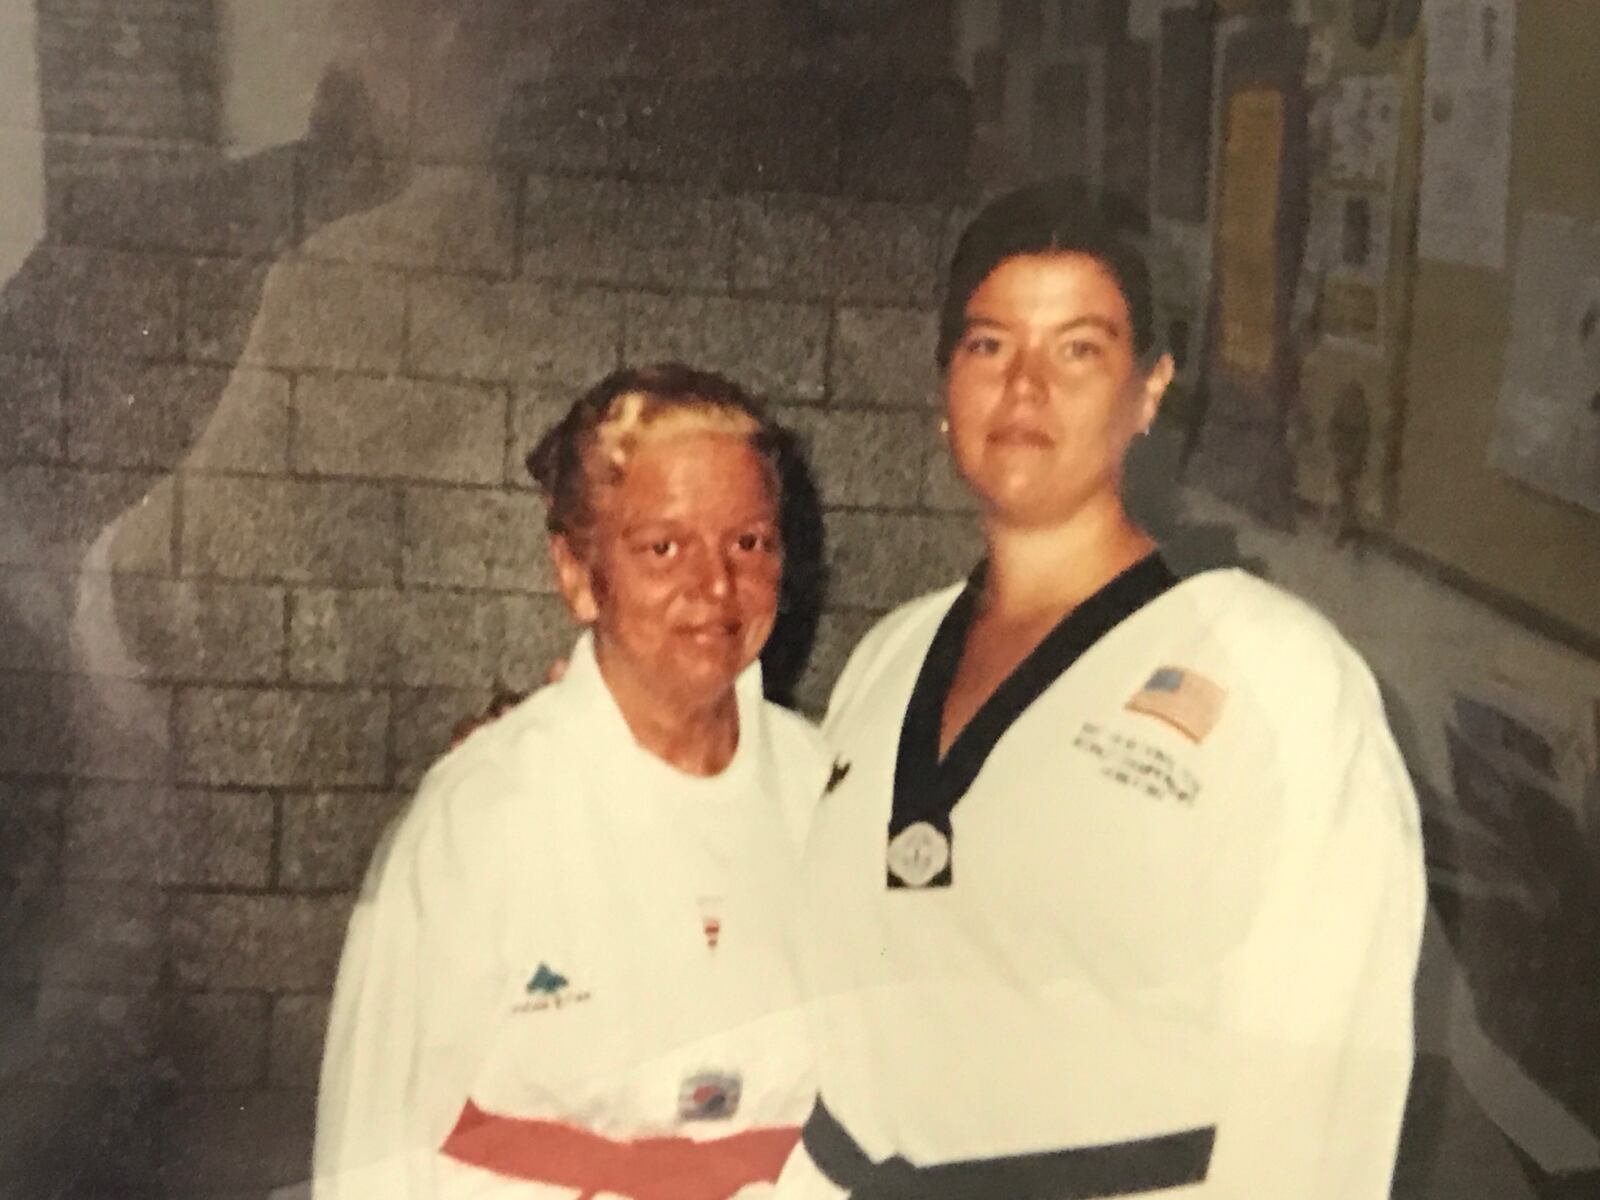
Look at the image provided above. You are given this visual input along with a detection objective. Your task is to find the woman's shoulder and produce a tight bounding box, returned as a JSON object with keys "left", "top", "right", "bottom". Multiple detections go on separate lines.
{"left": 760, "top": 698, "right": 831, "bottom": 764}
{"left": 400, "top": 688, "right": 578, "bottom": 843}
{"left": 823, "top": 581, "right": 968, "bottom": 720}
{"left": 846, "top": 582, "right": 968, "bottom": 669}
{"left": 1169, "top": 567, "right": 1381, "bottom": 718}
{"left": 1174, "top": 567, "right": 1352, "bottom": 654}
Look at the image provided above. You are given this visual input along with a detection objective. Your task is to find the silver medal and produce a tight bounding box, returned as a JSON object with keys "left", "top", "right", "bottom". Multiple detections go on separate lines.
{"left": 886, "top": 821, "right": 950, "bottom": 887}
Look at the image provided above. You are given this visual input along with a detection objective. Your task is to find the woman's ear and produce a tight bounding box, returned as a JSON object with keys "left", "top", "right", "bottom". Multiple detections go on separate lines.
{"left": 1136, "top": 352, "right": 1176, "bottom": 434}
{"left": 549, "top": 534, "right": 599, "bottom": 625}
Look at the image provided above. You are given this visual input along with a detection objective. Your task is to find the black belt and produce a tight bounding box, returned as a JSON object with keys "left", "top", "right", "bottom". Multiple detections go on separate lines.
{"left": 801, "top": 1098, "right": 1215, "bottom": 1199}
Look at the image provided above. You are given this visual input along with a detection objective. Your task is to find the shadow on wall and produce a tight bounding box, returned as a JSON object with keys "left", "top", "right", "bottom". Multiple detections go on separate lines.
{"left": 0, "top": 36, "right": 409, "bottom": 1200}
{"left": 763, "top": 426, "right": 829, "bottom": 710}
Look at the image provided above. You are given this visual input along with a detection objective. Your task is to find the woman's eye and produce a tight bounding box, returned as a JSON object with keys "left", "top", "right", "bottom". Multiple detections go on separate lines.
{"left": 1063, "top": 339, "right": 1102, "bottom": 361}
{"left": 962, "top": 335, "right": 1002, "bottom": 356}
{"left": 646, "top": 539, "right": 676, "bottom": 558}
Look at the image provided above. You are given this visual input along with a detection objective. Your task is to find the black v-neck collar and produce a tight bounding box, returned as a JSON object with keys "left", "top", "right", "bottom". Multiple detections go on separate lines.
{"left": 887, "top": 553, "right": 1179, "bottom": 887}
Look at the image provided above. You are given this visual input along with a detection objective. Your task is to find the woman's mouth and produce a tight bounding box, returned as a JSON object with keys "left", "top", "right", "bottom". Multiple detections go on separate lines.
{"left": 680, "top": 620, "right": 741, "bottom": 645}
{"left": 988, "top": 425, "right": 1054, "bottom": 448}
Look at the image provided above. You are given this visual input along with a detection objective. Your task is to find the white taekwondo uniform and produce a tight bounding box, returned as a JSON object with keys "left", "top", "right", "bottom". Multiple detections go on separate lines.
{"left": 315, "top": 633, "right": 832, "bottom": 1200}
{"left": 775, "top": 557, "right": 1426, "bottom": 1199}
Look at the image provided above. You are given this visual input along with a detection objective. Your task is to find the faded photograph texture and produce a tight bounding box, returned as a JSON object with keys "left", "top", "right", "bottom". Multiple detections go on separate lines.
{"left": 0, "top": 1, "right": 1596, "bottom": 1197}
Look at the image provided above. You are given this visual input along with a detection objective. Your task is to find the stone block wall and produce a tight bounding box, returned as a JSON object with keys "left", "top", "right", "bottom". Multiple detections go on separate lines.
{"left": 0, "top": 2, "right": 974, "bottom": 1195}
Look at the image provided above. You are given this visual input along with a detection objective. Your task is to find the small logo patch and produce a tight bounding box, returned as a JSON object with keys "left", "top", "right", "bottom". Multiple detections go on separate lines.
{"left": 513, "top": 962, "right": 590, "bottom": 1014}
{"left": 697, "top": 895, "right": 723, "bottom": 950}
{"left": 678, "top": 1071, "right": 741, "bottom": 1121}
{"left": 525, "top": 963, "right": 568, "bottom": 994}
{"left": 1126, "top": 667, "right": 1226, "bottom": 743}
{"left": 824, "top": 758, "right": 852, "bottom": 794}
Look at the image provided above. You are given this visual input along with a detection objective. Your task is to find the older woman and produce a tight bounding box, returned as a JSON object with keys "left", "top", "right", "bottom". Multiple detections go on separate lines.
{"left": 314, "top": 364, "right": 830, "bottom": 1200}
{"left": 773, "top": 184, "right": 1426, "bottom": 1198}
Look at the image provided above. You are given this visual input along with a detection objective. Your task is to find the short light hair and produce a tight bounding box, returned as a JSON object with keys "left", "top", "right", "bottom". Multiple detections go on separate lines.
{"left": 525, "top": 363, "right": 782, "bottom": 543}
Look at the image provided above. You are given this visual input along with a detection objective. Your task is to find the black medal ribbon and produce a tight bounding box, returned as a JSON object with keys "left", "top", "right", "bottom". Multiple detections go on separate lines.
{"left": 887, "top": 553, "right": 1179, "bottom": 889}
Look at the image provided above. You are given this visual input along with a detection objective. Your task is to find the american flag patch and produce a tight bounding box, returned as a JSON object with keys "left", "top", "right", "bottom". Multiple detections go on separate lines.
{"left": 1125, "top": 667, "right": 1226, "bottom": 743}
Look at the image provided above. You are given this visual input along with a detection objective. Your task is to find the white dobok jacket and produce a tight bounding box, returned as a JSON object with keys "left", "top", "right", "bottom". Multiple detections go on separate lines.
{"left": 775, "top": 563, "right": 1427, "bottom": 1199}
{"left": 315, "top": 634, "right": 831, "bottom": 1200}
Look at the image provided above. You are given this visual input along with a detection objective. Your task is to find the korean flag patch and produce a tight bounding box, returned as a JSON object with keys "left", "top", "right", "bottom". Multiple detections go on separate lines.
{"left": 678, "top": 1072, "right": 741, "bottom": 1121}
{"left": 1125, "top": 666, "right": 1226, "bottom": 743}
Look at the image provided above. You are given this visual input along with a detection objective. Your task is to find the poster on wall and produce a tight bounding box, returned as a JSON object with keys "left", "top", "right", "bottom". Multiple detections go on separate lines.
{"left": 1215, "top": 87, "right": 1284, "bottom": 379}
{"left": 1327, "top": 74, "right": 1401, "bottom": 187}
{"left": 1305, "top": 73, "right": 1402, "bottom": 349}
{"left": 1418, "top": 0, "right": 1515, "bottom": 269}
{"left": 1301, "top": 182, "right": 1393, "bottom": 346}
{"left": 1489, "top": 213, "right": 1600, "bottom": 517}
{"left": 1291, "top": 342, "right": 1393, "bottom": 526}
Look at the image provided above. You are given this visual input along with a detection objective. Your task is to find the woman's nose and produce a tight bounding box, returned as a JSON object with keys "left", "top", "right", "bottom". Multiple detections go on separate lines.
{"left": 1004, "top": 346, "right": 1047, "bottom": 400}
{"left": 694, "top": 547, "right": 735, "bottom": 599}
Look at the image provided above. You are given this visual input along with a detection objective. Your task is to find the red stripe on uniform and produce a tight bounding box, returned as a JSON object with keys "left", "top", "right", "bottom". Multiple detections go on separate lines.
{"left": 441, "top": 1100, "right": 801, "bottom": 1200}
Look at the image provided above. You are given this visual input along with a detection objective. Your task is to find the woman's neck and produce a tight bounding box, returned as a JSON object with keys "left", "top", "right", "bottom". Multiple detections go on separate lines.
{"left": 978, "top": 499, "right": 1156, "bottom": 622}
{"left": 593, "top": 647, "right": 742, "bottom": 777}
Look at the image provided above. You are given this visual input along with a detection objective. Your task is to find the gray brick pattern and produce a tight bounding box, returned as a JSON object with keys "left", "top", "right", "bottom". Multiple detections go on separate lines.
{"left": 299, "top": 165, "right": 517, "bottom": 276}
{"left": 407, "top": 276, "right": 622, "bottom": 385}
{"left": 71, "top": 576, "right": 285, "bottom": 682}
{"left": 291, "top": 374, "right": 508, "bottom": 486}
{"left": 159, "top": 1091, "right": 318, "bottom": 1194}
{"left": 523, "top": 177, "right": 739, "bottom": 291}
{"left": 0, "top": 467, "right": 174, "bottom": 572}
{"left": 235, "top": 262, "right": 408, "bottom": 373}
{"left": 3, "top": 987, "right": 162, "bottom": 1088}
{"left": 0, "top": 569, "right": 72, "bottom": 671}
{"left": 279, "top": 792, "right": 406, "bottom": 892}
{"left": 733, "top": 194, "right": 945, "bottom": 305}
{"left": 63, "top": 784, "right": 274, "bottom": 888}
{"left": 287, "top": 587, "right": 504, "bottom": 688}
{"left": 68, "top": 363, "right": 290, "bottom": 472}
{"left": 0, "top": 355, "right": 64, "bottom": 462}
{"left": 57, "top": 151, "right": 297, "bottom": 260}
{"left": 170, "top": 893, "right": 351, "bottom": 992}
{"left": 269, "top": 995, "right": 332, "bottom": 1089}
{"left": 779, "top": 406, "right": 929, "bottom": 509}
{"left": 37, "top": 882, "right": 169, "bottom": 991}
{"left": 159, "top": 992, "right": 271, "bottom": 1091}
{"left": 179, "top": 475, "right": 400, "bottom": 586}
{"left": 0, "top": 247, "right": 183, "bottom": 359}
{"left": 175, "top": 688, "right": 388, "bottom": 788}
{"left": 624, "top": 293, "right": 830, "bottom": 403}
{"left": 832, "top": 307, "right": 943, "bottom": 408}
{"left": 402, "top": 486, "right": 553, "bottom": 591}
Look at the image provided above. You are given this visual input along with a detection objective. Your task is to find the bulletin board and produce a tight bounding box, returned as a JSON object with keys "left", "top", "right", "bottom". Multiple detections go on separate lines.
{"left": 1392, "top": 4, "right": 1600, "bottom": 645}
{"left": 1185, "top": 15, "right": 1311, "bottom": 521}
{"left": 1286, "top": 0, "right": 1427, "bottom": 536}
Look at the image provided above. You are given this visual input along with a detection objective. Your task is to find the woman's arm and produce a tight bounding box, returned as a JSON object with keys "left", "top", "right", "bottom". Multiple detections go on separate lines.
{"left": 312, "top": 762, "right": 518, "bottom": 1200}
{"left": 1208, "top": 660, "right": 1426, "bottom": 1198}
